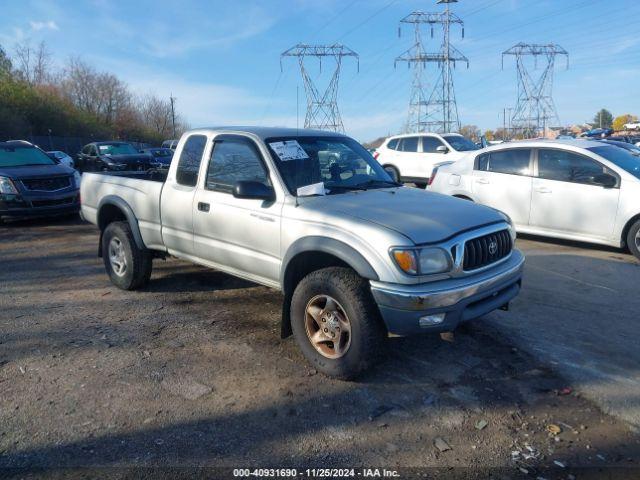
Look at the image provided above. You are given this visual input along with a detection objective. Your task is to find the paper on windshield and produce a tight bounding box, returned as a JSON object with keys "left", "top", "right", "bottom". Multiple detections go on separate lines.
{"left": 268, "top": 140, "right": 309, "bottom": 161}
{"left": 296, "top": 182, "right": 327, "bottom": 197}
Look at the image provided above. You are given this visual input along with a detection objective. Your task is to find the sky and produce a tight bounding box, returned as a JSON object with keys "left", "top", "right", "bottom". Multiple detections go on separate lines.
{"left": 1, "top": 0, "right": 640, "bottom": 142}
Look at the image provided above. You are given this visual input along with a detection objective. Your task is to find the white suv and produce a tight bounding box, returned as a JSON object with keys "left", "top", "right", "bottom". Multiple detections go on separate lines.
{"left": 374, "top": 133, "right": 480, "bottom": 187}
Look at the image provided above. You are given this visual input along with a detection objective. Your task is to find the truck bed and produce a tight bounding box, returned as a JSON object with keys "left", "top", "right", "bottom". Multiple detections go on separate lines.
{"left": 80, "top": 171, "right": 167, "bottom": 251}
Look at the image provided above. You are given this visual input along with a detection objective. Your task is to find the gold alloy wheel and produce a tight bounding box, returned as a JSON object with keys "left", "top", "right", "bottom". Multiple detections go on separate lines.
{"left": 304, "top": 295, "right": 352, "bottom": 359}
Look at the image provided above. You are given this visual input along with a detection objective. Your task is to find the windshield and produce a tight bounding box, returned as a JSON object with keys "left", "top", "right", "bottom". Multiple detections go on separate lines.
{"left": 442, "top": 134, "right": 480, "bottom": 152}
{"left": 152, "top": 149, "right": 173, "bottom": 157}
{"left": 265, "top": 136, "right": 397, "bottom": 196}
{"left": 0, "top": 145, "right": 56, "bottom": 167}
{"left": 588, "top": 146, "right": 640, "bottom": 180}
{"left": 98, "top": 143, "right": 139, "bottom": 155}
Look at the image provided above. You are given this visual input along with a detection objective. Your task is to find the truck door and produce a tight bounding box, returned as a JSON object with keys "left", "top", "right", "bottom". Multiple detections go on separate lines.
{"left": 160, "top": 134, "right": 208, "bottom": 257}
{"left": 193, "top": 134, "right": 282, "bottom": 286}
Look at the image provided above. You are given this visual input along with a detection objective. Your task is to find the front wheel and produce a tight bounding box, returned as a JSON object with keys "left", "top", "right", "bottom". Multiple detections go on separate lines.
{"left": 102, "top": 221, "right": 152, "bottom": 290}
{"left": 627, "top": 219, "right": 640, "bottom": 260}
{"left": 383, "top": 165, "right": 400, "bottom": 183}
{"left": 290, "top": 267, "right": 386, "bottom": 380}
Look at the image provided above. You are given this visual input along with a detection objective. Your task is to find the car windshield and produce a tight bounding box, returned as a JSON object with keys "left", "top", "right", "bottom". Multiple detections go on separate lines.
{"left": 265, "top": 136, "right": 398, "bottom": 196}
{"left": 152, "top": 149, "right": 172, "bottom": 157}
{"left": 588, "top": 145, "right": 640, "bottom": 180}
{"left": 442, "top": 134, "right": 480, "bottom": 151}
{"left": 98, "top": 143, "right": 138, "bottom": 155}
{"left": 0, "top": 145, "right": 56, "bottom": 167}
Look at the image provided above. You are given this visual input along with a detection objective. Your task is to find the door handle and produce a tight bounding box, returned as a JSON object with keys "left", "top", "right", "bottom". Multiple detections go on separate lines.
{"left": 535, "top": 187, "right": 552, "bottom": 194}
{"left": 476, "top": 178, "right": 490, "bottom": 184}
{"left": 197, "top": 202, "right": 210, "bottom": 212}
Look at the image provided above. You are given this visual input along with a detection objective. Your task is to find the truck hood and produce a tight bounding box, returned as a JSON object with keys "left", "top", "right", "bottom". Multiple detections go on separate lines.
{"left": 299, "top": 187, "right": 505, "bottom": 245}
{"left": 0, "top": 163, "right": 74, "bottom": 179}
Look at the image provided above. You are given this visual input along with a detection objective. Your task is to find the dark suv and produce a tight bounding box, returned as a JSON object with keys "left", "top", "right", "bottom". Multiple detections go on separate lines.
{"left": 0, "top": 141, "right": 80, "bottom": 222}
{"left": 76, "top": 142, "right": 152, "bottom": 173}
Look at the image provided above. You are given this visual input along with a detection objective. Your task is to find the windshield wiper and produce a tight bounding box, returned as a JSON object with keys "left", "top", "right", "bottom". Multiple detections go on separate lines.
{"left": 351, "top": 179, "right": 402, "bottom": 189}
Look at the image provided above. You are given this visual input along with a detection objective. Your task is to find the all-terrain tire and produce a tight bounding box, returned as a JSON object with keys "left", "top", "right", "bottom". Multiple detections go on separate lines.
{"left": 627, "top": 219, "right": 640, "bottom": 261}
{"left": 290, "top": 267, "right": 387, "bottom": 380}
{"left": 102, "top": 221, "right": 152, "bottom": 290}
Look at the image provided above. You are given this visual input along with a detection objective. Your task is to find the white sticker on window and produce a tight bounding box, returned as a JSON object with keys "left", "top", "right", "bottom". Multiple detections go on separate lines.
{"left": 296, "top": 182, "right": 327, "bottom": 197}
{"left": 268, "top": 140, "right": 309, "bottom": 161}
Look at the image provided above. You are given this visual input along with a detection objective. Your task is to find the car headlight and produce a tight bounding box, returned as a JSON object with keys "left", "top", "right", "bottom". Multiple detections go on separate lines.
{"left": 0, "top": 176, "right": 18, "bottom": 195}
{"left": 73, "top": 171, "right": 81, "bottom": 188}
{"left": 391, "top": 247, "right": 452, "bottom": 275}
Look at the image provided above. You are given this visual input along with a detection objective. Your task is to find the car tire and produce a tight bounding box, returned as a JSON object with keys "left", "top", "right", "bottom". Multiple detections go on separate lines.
{"left": 627, "top": 219, "right": 640, "bottom": 260}
{"left": 383, "top": 165, "right": 400, "bottom": 183}
{"left": 102, "top": 221, "right": 152, "bottom": 290}
{"left": 414, "top": 182, "right": 427, "bottom": 189}
{"left": 290, "top": 267, "right": 386, "bottom": 380}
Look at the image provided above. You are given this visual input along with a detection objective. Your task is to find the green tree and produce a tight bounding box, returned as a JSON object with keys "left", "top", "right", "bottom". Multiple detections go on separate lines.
{"left": 612, "top": 114, "right": 638, "bottom": 131}
{"left": 592, "top": 109, "right": 613, "bottom": 129}
{"left": 484, "top": 129, "right": 495, "bottom": 141}
{"left": 0, "top": 44, "right": 12, "bottom": 76}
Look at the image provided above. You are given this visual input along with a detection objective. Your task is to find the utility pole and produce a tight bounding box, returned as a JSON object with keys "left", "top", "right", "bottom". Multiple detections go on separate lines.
{"left": 169, "top": 94, "right": 177, "bottom": 138}
{"left": 502, "top": 43, "right": 568, "bottom": 139}
{"left": 281, "top": 44, "right": 358, "bottom": 133}
{"left": 502, "top": 108, "right": 507, "bottom": 140}
{"left": 395, "top": 1, "right": 468, "bottom": 133}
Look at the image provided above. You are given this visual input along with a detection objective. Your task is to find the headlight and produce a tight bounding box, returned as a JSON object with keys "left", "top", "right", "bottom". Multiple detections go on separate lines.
{"left": 392, "top": 247, "right": 452, "bottom": 275}
{"left": 73, "top": 171, "right": 81, "bottom": 188}
{"left": 418, "top": 248, "right": 451, "bottom": 274}
{"left": 0, "top": 176, "right": 18, "bottom": 195}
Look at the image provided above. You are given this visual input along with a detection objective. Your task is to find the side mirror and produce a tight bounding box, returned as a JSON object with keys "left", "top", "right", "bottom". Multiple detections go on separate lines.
{"left": 233, "top": 181, "right": 275, "bottom": 201}
{"left": 436, "top": 145, "right": 449, "bottom": 154}
{"left": 593, "top": 173, "right": 617, "bottom": 188}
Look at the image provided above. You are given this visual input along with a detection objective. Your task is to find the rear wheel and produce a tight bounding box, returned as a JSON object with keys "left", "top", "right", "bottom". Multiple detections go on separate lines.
{"left": 102, "top": 221, "right": 152, "bottom": 290}
{"left": 627, "top": 219, "right": 640, "bottom": 260}
{"left": 414, "top": 182, "right": 427, "bottom": 189}
{"left": 290, "top": 267, "right": 386, "bottom": 380}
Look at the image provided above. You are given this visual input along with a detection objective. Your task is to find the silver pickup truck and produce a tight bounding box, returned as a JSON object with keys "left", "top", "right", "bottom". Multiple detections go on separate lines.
{"left": 81, "top": 127, "right": 524, "bottom": 379}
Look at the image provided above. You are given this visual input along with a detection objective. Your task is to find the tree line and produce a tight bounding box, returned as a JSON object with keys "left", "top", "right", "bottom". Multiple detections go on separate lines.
{"left": 0, "top": 41, "right": 188, "bottom": 145}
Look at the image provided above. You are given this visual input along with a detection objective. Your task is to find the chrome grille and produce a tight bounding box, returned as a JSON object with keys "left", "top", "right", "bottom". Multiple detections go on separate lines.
{"left": 463, "top": 229, "right": 512, "bottom": 271}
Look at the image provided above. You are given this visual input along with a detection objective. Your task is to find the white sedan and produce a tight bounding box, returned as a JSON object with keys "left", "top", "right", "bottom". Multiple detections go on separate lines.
{"left": 428, "top": 139, "right": 640, "bottom": 259}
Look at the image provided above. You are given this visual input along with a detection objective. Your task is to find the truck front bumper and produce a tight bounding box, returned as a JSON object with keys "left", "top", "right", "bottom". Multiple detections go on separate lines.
{"left": 370, "top": 250, "right": 525, "bottom": 336}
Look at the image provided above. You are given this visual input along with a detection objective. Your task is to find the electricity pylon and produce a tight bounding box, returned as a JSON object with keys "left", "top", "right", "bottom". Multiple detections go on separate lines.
{"left": 502, "top": 43, "right": 569, "bottom": 138}
{"left": 281, "top": 44, "right": 358, "bottom": 133}
{"left": 395, "top": 0, "right": 468, "bottom": 133}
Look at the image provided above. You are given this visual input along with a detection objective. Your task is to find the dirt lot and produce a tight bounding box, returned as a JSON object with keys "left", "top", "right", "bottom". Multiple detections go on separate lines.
{"left": 1, "top": 217, "right": 639, "bottom": 478}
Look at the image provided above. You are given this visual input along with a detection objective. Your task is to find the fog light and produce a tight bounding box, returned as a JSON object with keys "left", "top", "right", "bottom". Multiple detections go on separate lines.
{"left": 419, "top": 313, "right": 446, "bottom": 327}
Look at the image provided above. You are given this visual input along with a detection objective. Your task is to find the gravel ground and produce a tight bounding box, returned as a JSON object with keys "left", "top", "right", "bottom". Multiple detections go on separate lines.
{"left": 1, "top": 216, "right": 639, "bottom": 479}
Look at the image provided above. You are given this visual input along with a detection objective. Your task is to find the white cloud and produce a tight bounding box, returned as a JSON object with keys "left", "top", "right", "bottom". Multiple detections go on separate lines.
{"left": 29, "top": 20, "right": 59, "bottom": 31}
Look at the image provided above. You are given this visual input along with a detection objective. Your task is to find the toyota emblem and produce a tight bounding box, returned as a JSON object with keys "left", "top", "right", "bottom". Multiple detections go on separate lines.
{"left": 488, "top": 240, "right": 498, "bottom": 255}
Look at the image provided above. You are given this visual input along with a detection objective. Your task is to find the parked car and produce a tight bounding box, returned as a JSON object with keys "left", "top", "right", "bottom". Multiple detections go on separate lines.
{"left": 76, "top": 142, "right": 153, "bottom": 173}
{"left": 161, "top": 139, "right": 179, "bottom": 151}
{"left": 428, "top": 139, "right": 640, "bottom": 259}
{"left": 599, "top": 139, "right": 640, "bottom": 154}
{"left": 373, "top": 133, "right": 480, "bottom": 187}
{"left": 0, "top": 141, "right": 80, "bottom": 223}
{"left": 623, "top": 122, "right": 640, "bottom": 131}
{"left": 47, "top": 150, "right": 75, "bottom": 169}
{"left": 81, "top": 127, "right": 524, "bottom": 379}
{"left": 140, "top": 147, "right": 174, "bottom": 168}
{"left": 580, "top": 128, "right": 613, "bottom": 138}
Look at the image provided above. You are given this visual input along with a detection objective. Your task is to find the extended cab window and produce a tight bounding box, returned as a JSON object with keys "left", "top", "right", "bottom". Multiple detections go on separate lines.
{"left": 537, "top": 149, "right": 606, "bottom": 185}
{"left": 176, "top": 135, "right": 207, "bottom": 187}
{"left": 422, "top": 136, "right": 445, "bottom": 153}
{"left": 399, "top": 137, "right": 419, "bottom": 152}
{"left": 476, "top": 149, "right": 531, "bottom": 175}
{"left": 206, "top": 136, "right": 269, "bottom": 192}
